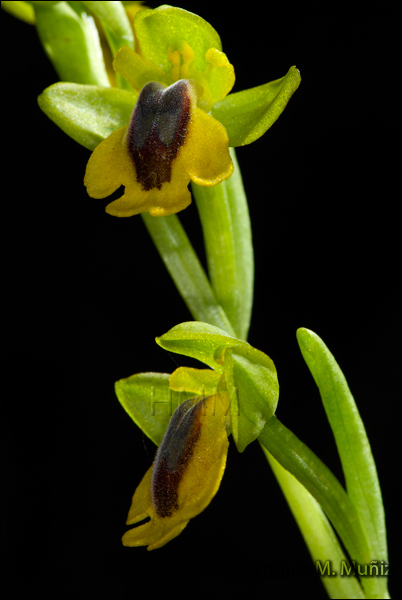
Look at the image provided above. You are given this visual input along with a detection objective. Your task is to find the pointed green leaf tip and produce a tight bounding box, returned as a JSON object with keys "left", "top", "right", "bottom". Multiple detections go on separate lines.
{"left": 1, "top": 1, "right": 35, "bottom": 24}
{"left": 212, "top": 66, "right": 301, "bottom": 146}
{"left": 296, "top": 327, "right": 389, "bottom": 588}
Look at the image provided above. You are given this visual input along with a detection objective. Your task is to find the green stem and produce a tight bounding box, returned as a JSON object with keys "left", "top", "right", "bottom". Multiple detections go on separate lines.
{"left": 259, "top": 416, "right": 368, "bottom": 562}
{"left": 142, "top": 213, "right": 236, "bottom": 337}
{"left": 263, "top": 448, "right": 365, "bottom": 600}
{"left": 259, "top": 417, "right": 387, "bottom": 599}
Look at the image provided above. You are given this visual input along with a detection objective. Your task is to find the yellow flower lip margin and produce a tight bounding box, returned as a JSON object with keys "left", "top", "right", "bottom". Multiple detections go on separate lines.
{"left": 84, "top": 74, "right": 234, "bottom": 217}
{"left": 122, "top": 392, "right": 230, "bottom": 550}
{"left": 84, "top": 5, "right": 236, "bottom": 219}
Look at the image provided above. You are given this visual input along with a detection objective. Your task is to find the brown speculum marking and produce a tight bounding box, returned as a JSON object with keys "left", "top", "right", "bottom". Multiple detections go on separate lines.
{"left": 151, "top": 398, "right": 203, "bottom": 518}
{"left": 126, "top": 80, "right": 191, "bottom": 191}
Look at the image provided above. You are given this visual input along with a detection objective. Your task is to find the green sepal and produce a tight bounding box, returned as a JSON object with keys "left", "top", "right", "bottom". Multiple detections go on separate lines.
{"left": 38, "top": 82, "right": 137, "bottom": 151}
{"left": 224, "top": 345, "right": 278, "bottom": 452}
{"left": 156, "top": 321, "right": 279, "bottom": 452}
{"left": 169, "top": 367, "right": 222, "bottom": 396}
{"left": 34, "top": 1, "right": 110, "bottom": 86}
{"left": 1, "top": 0, "right": 35, "bottom": 23}
{"left": 115, "top": 372, "right": 193, "bottom": 446}
{"left": 212, "top": 66, "right": 301, "bottom": 147}
{"left": 134, "top": 5, "right": 222, "bottom": 74}
{"left": 155, "top": 321, "right": 245, "bottom": 373}
{"left": 297, "top": 329, "right": 388, "bottom": 577}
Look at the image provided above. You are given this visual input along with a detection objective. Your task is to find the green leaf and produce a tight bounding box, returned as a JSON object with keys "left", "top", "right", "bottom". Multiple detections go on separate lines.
{"left": 134, "top": 5, "right": 222, "bottom": 74}
{"left": 191, "top": 147, "right": 254, "bottom": 341}
{"left": 38, "top": 82, "right": 137, "bottom": 150}
{"left": 169, "top": 367, "right": 222, "bottom": 396}
{"left": 1, "top": 0, "right": 35, "bottom": 23}
{"left": 155, "top": 321, "right": 245, "bottom": 373}
{"left": 142, "top": 216, "right": 236, "bottom": 337}
{"left": 34, "top": 1, "right": 110, "bottom": 86}
{"left": 212, "top": 66, "right": 301, "bottom": 147}
{"left": 259, "top": 417, "right": 372, "bottom": 570}
{"left": 81, "top": 1, "right": 134, "bottom": 51}
{"left": 297, "top": 329, "right": 388, "bottom": 586}
{"left": 263, "top": 448, "right": 365, "bottom": 600}
{"left": 81, "top": 0, "right": 134, "bottom": 90}
{"left": 224, "top": 345, "right": 278, "bottom": 452}
{"left": 115, "top": 372, "right": 193, "bottom": 446}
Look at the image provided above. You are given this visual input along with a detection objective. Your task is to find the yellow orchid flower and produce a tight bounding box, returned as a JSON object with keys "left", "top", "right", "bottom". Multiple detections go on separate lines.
{"left": 84, "top": 4, "right": 236, "bottom": 219}
{"left": 84, "top": 72, "right": 233, "bottom": 217}
{"left": 122, "top": 392, "right": 230, "bottom": 550}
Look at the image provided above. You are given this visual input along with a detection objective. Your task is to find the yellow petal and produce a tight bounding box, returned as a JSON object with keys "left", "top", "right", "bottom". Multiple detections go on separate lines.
{"left": 113, "top": 45, "right": 168, "bottom": 93}
{"left": 181, "top": 106, "right": 233, "bottom": 186}
{"left": 204, "top": 48, "right": 235, "bottom": 104}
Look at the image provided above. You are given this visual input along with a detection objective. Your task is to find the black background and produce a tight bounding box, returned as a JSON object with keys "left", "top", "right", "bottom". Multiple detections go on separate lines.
{"left": 1, "top": 2, "right": 401, "bottom": 599}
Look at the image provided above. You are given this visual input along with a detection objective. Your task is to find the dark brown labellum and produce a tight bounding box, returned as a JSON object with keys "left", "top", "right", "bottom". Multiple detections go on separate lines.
{"left": 126, "top": 80, "right": 191, "bottom": 191}
{"left": 151, "top": 398, "right": 204, "bottom": 518}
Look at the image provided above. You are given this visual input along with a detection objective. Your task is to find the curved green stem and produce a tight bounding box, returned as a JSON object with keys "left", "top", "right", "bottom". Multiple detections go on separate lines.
{"left": 259, "top": 417, "right": 388, "bottom": 599}
{"left": 263, "top": 448, "right": 365, "bottom": 599}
